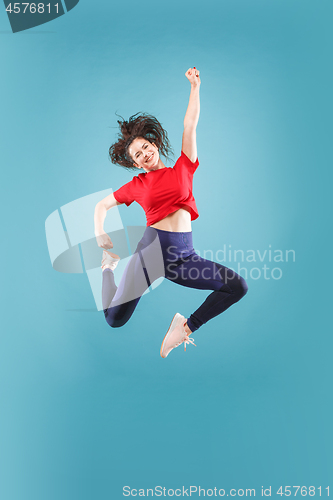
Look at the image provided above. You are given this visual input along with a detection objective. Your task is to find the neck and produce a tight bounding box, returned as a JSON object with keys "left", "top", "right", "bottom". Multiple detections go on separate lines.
{"left": 143, "top": 158, "right": 166, "bottom": 173}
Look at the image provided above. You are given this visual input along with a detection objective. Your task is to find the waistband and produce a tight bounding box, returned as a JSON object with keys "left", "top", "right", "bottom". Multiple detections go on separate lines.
{"left": 143, "top": 226, "right": 194, "bottom": 253}
{"left": 150, "top": 227, "right": 192, "bottom": 235}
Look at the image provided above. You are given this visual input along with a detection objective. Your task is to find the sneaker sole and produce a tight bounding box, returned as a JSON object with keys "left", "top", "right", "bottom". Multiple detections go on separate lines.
{"left": 102, "top": 250, "right": 120, "bottom": 271}
{"left": 103, "top": 250, "right": 120, "bottom": 261}
{"left": 160, "top": 313, "right": 183, "bottom": 358}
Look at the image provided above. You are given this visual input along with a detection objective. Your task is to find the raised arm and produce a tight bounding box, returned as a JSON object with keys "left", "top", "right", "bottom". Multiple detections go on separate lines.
{"left": 182, "top": 67, "right": 201, "bottom": 163}
{"left": 94, "top": 193, "right": 122, "bottom": 249}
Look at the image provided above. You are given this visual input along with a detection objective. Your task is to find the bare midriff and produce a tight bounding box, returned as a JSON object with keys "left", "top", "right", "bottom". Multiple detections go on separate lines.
{"left": 149, "top": 207, "right": 192, "bottom": 232}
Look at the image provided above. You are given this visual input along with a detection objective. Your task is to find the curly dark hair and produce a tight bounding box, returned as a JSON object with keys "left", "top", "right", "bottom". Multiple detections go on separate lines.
{"left": 109, "top": 113, "right": 173, "bottom": 171}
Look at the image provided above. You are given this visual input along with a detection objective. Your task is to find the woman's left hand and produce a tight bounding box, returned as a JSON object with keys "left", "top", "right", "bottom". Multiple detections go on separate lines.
{"left": 185, "top": 67, "right": 201, "bottom": 86}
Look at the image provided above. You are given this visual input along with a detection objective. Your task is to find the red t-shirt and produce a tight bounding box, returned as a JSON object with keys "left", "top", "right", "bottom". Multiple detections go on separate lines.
{"left": 113, "top": 151, "right": 199, "bottom": 226}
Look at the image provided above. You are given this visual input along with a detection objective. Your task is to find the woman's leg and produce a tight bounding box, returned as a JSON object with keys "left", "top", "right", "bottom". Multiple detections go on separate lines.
{"left": 102, "top": 250, "right": 150, "bottom": 328}
{"left": 102, "top": 227, "right": 165, "bottom": 328}
{"left": 165, "top": 254, "right": 248, "bottom": 333}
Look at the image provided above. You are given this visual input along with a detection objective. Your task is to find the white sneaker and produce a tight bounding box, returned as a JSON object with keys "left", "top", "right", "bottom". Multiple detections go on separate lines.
{"left": 160, "top": 313, "right": 196, "bottom": 358}
{"left": 101, "top": 250, "right": 120, "bottom": 271}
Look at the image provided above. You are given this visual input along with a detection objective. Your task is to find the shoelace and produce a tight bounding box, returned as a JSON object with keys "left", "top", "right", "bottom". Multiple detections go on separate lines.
{"left": 174, "top": 335, "right": 196, "bottom": 352}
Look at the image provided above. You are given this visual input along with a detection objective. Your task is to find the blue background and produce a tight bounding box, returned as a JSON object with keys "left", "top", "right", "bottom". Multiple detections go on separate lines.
{"left": 0, "top": 0, "right": 332, "bottom": 498}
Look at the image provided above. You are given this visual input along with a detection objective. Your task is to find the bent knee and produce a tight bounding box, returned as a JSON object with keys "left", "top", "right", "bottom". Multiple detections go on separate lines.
{"left": 104, "top": 309, "right": 127, "bottom": 328}
{"left": 240, "top": 277, "right": 248, "bottom": 296}
{"left": 235, "top": 276, "right": 248, "bottom": 300}
{"left": 226, "top": 275, "right": 248, "bottom": 301}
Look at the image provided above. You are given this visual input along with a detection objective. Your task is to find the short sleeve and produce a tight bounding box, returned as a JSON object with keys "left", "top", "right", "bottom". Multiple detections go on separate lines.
{"left": 113, "top": 179, "right": 135, "bottom": 206}
{"left": 174, "top": 151, "right": 199, "bottom": 173}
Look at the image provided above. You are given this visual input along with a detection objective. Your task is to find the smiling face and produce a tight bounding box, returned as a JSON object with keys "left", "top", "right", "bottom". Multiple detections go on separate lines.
{"left": 128, "top": 137, "right": 160, "bottom": 172}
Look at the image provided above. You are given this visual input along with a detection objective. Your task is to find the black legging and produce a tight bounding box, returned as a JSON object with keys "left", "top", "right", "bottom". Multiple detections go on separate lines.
{"left": 102, "top": 227, "right": 248, "bottom": 332}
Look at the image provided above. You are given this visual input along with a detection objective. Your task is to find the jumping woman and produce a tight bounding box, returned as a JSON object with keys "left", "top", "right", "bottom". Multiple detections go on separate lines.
{"left": 94, "top": 67, "right": 248, "bottom": 358}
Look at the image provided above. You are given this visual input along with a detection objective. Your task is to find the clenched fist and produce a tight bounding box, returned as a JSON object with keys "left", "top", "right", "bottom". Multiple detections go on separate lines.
{"left": 185, "top": 67, "right": 201, "bottom": 87}
{"left": 95, "top": 231, "right": 113, "bottom": 249}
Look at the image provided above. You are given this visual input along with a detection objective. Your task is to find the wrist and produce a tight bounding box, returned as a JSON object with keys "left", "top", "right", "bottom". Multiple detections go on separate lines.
{"left": 190, "top": 82, "right": 200, "bottom": 90}
{"left": 95, "top": 229, "right": 105, "bottom": 237}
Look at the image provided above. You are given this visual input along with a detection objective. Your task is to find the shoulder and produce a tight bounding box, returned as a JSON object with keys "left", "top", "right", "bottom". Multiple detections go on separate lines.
{"left": 113, "top": 173, "right": 142, "bottom": 206}
{"left": 114, "top": 173, "right": 141, "bottom": 195}
{"left": 173, "top": 150, "right": 199, "bottom": 172}
{"left": 180, "top": 150, "right": 199, "bottom": 165}
{"left": 123, "top": 173, "right": 142, "bottom": 187}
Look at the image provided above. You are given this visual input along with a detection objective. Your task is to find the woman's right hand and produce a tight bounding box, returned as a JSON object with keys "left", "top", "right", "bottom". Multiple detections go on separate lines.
{"left": 95, "top": 231, "right": 113, "bottom": 249}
